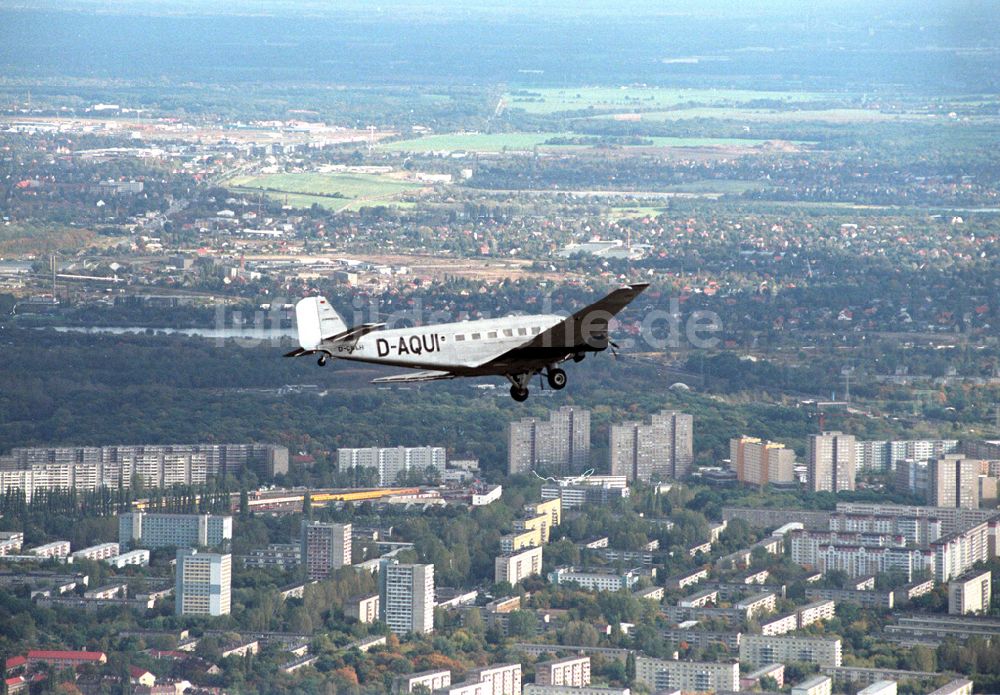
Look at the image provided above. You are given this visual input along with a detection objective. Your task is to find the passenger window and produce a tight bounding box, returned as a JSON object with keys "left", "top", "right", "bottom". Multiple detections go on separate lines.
{"left": 455, "top": 335, "right": 464, "bottom": 342}
{"left": 531, "top": 327, "right": 541, "bottom": 335}
{"left": 488, "top": 331, "right": 498, "bottom": 339}
{"left": 503, "top": 329, "right": 513, "bottom": 337}
{"left": 471, "top": 333, "right": 481, "bottom": 340}
{"left": 517, "top": 328, "right": 527, "bottom": 336}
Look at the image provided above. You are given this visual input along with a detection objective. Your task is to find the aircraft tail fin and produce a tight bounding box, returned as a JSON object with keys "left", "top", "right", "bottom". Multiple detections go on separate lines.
{"left": 295, "top": 296, "right": 348, "bottom": 351}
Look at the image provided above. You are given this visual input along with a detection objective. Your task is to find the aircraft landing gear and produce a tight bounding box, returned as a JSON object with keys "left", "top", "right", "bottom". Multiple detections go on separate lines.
{"left": 547, "top": 368, "right": 567, "bottom": 390}
{"left": 317, "top": 355, "right": 328, "bottom": 366}
{"left": 506, "top": 373, "right": 532, "bottom": 402}
{"left": 510, "top": 385, "right": 529, "bottom": 402}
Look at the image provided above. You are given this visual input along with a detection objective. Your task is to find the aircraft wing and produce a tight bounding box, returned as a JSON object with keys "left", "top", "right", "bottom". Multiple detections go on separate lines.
{"left": 523, "top": 282, "right": 650, "bottom": 351}
{"left": 371, "top": 370, "right": 456, "bottom": 384}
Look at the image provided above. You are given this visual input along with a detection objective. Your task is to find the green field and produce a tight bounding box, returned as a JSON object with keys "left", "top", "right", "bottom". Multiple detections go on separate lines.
{"left": 225, "top": 172, "right": 423, "bottom": 211}
{"left": 506, "top": 86, "right": 834, "bottom": 115}
{"left": 381, "top": 131, "right": 773, "bottom": 154}
{"left": 588, "top": 107, "right": 929, "bottom": 124}
{"left": 379, "top": 132, "right": 579, "bottom": 153}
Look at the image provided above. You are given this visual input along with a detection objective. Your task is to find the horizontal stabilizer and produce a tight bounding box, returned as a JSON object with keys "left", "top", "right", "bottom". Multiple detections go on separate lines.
{"left": 329, "top": 322, "right": 385, "bottom": 343}
{"left": 283, "top": 347, "right": 312, "bottom": 358}
{"left": 371, "top": 370, "right": 455, "bottom": 384}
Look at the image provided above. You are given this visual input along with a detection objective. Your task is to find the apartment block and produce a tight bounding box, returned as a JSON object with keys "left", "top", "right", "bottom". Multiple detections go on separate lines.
{"left": 175, "top": 549, "right": 231, "bottom": 616}
{"left": 535, "top": 656, "right": 590, "bottom": 687}
{"left": 346, "top": 593, "right": 380, "bottom": 623}
{"left": 547, "top": 566, "right": 640, "bottom": 592}
{"left": 499, "top": 529, "right": 542, "bottom": 553}
{"left": 760, "top": 613, "right": 798, "bottom": 636}
{"left": 807, "top": 432, "right": 856, "bottom": 492}
{"left": 338, "top": 446, "right": 445, "bottom": 486}
{"left": 610, "top": 410, "right": 693, "bottom": 482}
{"left": 796, "top": 599, "right": 836, "bottom": 627}
{"left": 119, "top": 511, "right": 233, "bottom": 549}
{"left": 495, "top": 545, "right": 543, "bottom": 586}
{"left": 466, "top": 663, "right": 521, "bottom": 695}
{"left": 948, "top": 569, "right": 992, "bottom": 615}
{"left": 540, "top": 475, "right": 629, "bottom": 509}
{"left": 930, "top": 455, "right": 982, "bottom": 508}
{"left": 634, "top": 657, "right": 738, "bottom": 692}
{"left": 740, "top": 634, "right": 842, "bottom": 668}
{"left": 71, "top": 543, "right": 119, "bottom": 562}
{"left": 395, "top": 669, "right": 451, "bottom": 694}
{"left": 28, "top": 540, "right": 70, "bottom": 558}
{"left": 0, "top": 531, "right": 23, "bottom": 556}
{"left": 0, "top": 444, "right": 287, "bottom": 500}
{"left": 932, "top": 516, "right": 1000, "bottom": 582}
{"left": 379, "top": 559, "right": 434, "bottom": 635}
{"left": 301, "top": 521, "right": 352, "bottom": 580}
{"left": 106, "top": 549, "right": 150, "bottom": 568}
{"left": 523, "top": 687, "right": 627, "bottom": 695}
{"left": 792, "top": 675, "right": 832, "bottom": 695}
{"left": 509, "top": 407, "right": 590, "bottom": 476}
{"left": 730, "top": 436, "right": 795, "bottom": 486}
{"left": 927, "top": 680, "right": 974, "bottom": 695}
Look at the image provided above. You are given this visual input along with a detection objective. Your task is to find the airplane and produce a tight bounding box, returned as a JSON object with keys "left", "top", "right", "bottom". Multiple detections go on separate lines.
{"left": 284, "top": 282, "right": 649, "bottom": 401}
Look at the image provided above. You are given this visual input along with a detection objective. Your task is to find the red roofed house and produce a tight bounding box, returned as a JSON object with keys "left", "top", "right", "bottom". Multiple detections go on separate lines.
{"left": 5, "top": 676, "right": 28, "bottom": 695}
{"left": 5, "top": 655, "right": 27, "bottom": 673}
{"left": 26, "top": 650, "right": 107, "bottom": 669}
{"left": 130, "top": 666, "right": 156, "bottom": 688}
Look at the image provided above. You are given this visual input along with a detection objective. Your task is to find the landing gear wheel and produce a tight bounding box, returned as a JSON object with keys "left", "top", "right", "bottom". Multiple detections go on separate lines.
{"left": 510, "top": 385, "right": 529, "bottom": 402}
{"left": 547, "top": 368, "right": 567, "bottom": 390}
{"left": 317, "top": 355, "right": 328, "bottom": 366}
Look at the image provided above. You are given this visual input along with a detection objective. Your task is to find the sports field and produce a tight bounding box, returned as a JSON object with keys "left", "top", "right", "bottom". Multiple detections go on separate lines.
{"left": 505, "top": 86, "right": 833, "bottom": 115}
{"left": 225, "top": 172, "right": 423, "bottom": 211}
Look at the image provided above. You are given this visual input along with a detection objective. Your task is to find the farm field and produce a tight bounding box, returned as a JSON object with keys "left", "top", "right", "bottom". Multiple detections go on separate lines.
{"left": 225, "top": 172, "right": 424, "bottom": 211}
{"left": 505, "top": 86, "right": 835, "bottom": 114}
{"left": 587, "top": 106, "right": 935, "bottom": 124}
{"left": 381, "top": 131, "right": 776, "bottom": 153}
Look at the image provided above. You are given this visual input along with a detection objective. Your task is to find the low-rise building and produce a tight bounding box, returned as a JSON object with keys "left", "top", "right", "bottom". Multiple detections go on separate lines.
{"left": 0, "top": 531, "right": 24, "bottom": 556}
{"left": 760, "top": 613, "right": 798, "bottom": 636}
{"left": 792, "top": 675, "right": 832, "bottom": 695}
{"left": 796, "top": 599, "right": 836, "bottom": 627}
{"left": 28, "top": 541, "right": 71, "bottom": 558}
{"left": 741, "top": 663, "right": 784, "bottom": 689}
{"left": 735, "top": 591, "right": 776, "bottom": 620}
{"left": 71, "top": 542, "right": 119, "bottom": 562}
{"left": 927, "top": 680, "right": 974, "bottom": 695}
{"left": 547, "top": 567, "right": 640, "bottom": 592}
{"left": 857, "top": 681, "right": 896, "bottom": 695}
{"left": 679, "top": 589, "right": 719, "bottom": 608}
{"left": 106, "top": 549, "right": 150, "bottom": 568}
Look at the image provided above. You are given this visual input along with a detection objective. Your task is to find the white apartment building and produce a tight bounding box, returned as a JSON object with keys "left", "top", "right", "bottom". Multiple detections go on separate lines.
{"left": 175, "top": 549, "right": 231, "bottom": 616}
{"left": 71, "top": 542, "right": 120, "bottom": 561}
{"left": 0, "top": 444, "right": 287, "bottom": 500}
{"left": 379, "top": 559, "right": 434, "bottom": 635}
{"left": 106, "top": 549, "right": 150, "bottom": 568}
{"left": 466, "top": 663, "right": 521, "bottom": 695}
{"left": 119, "top": 512, "right": 233, "bottom": 549}
{"left": 28, "top": 540, "right": 70, "bottom": 558}
{"left": 547, "top": 566, "right": 640, "bottom": 592}
{"left": 338, "top": 446, "right": 445, "bottom": 486}
{"left": 0, "top": 531, "right": 23, "bottom": 556}
{"left": 634, "top": 657, "right": 738, "bottom": 692}
{"left": 948, "top": 569, "right": 992, "bottom": 615}
{"left": 495, "top": 545, "right": 543, "bottom": 586}
{"left": 740, "top": 634, "right": 842, "bottom": 667}
{"left": 535, "top": 656, "right": 590, "bottom": 687}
